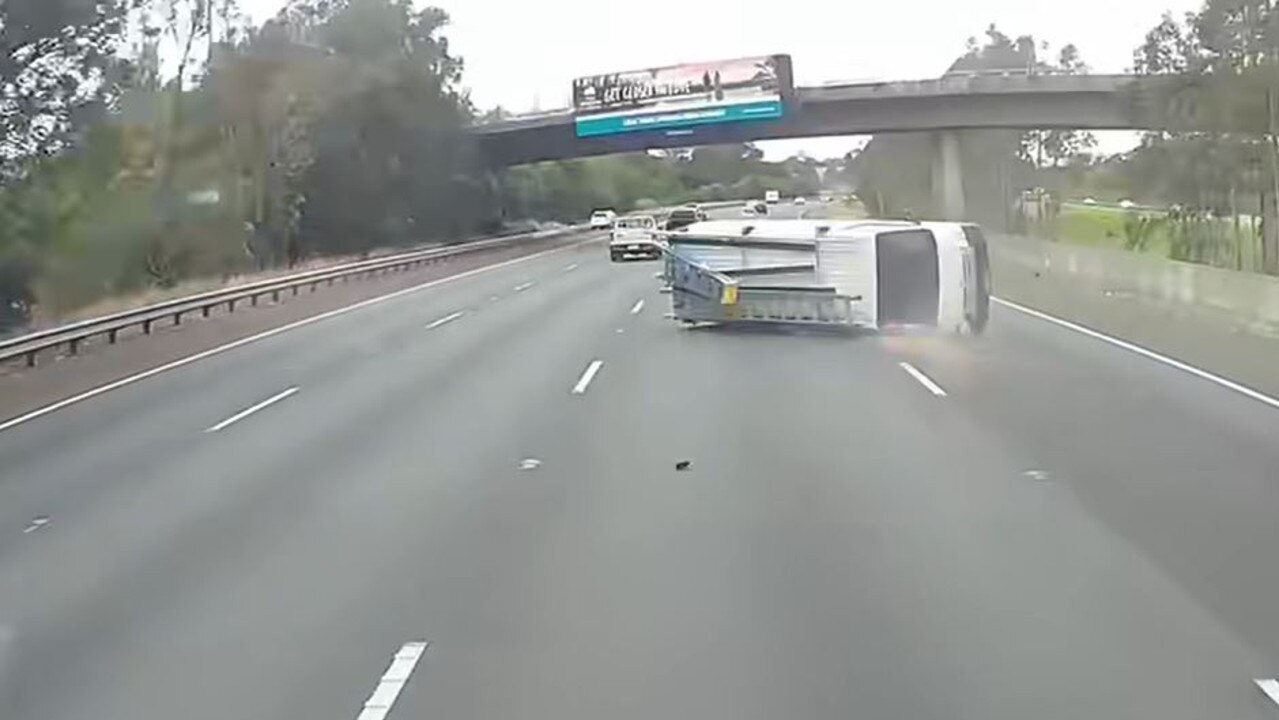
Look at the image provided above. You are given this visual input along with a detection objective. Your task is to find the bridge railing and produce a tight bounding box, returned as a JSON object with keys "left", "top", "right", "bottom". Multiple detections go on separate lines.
{"left": 474, "top": 108, "right": 573, "bottom": 125}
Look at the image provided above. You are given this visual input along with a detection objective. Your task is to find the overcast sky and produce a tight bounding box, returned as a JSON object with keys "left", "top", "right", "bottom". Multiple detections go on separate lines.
{"left": 239, "top": 0, "right": 1201, "bottom": 158}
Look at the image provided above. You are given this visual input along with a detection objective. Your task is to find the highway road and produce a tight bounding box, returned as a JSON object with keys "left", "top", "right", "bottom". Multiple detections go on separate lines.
{"left": 4, "top": 206, "right": 1279, "bottom": 719}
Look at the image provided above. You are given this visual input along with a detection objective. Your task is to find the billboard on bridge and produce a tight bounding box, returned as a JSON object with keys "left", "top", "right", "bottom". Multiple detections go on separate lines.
{"left": 571, "top": 55, "right": 793, "bottom": 138}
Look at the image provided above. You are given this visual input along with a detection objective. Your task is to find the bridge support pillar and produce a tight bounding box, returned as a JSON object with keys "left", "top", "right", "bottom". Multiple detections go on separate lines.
{"left": 931, "top": 131, "right": 966, "bottom": 221}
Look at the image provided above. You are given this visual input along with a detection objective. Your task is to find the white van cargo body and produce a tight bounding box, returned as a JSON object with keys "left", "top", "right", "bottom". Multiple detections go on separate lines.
{"left": 661, "top": 219, "right": 989, "bottom": 334}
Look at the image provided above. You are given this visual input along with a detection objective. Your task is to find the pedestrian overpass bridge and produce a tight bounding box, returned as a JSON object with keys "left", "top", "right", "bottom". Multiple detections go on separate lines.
{"left": 472, "top": 73, "right": 1158, "bottom": 220}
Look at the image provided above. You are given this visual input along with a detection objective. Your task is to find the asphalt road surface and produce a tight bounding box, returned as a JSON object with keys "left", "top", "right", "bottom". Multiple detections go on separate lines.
{"left": 3, "top": 212, "right": 1279, "bottom": 719}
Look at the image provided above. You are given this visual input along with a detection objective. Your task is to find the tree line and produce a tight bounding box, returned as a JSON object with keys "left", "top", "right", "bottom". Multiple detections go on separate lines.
{"left": 1120, "top": 0, "right": 1279, "bottom": 271}
{"left": 1037, "top": 1, "right": 1279, "bottom": 272}
{"left": 0, "top": 0, "right": 819, "bottom": 333}
{"left": 0, "top": 0, "right": 491, "bottom": 329}
{"left": 498, "top": 144, "right": 824, "bottom": 223}
{"left": 850, "top": 24, "right": 1097, "bottom": 231}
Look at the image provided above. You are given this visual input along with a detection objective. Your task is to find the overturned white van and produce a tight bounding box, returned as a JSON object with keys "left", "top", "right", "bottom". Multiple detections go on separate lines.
{"left": 661, "top": 218, "right": 990, "bottom": 334}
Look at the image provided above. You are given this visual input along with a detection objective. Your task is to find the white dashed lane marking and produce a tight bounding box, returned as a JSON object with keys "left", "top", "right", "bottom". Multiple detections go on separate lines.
{"left": 572, "top": 360, "right": 604, "bottom": 395}
{"left": 898, "top": 362, "right": 947, "bottom": 397}
{"left": 355, "top": 641, "right": 429, "bottom": 720}
{"left": 425, "top": 311, "right": 465, "bottom": 330}
{"left": 1256, "top": 679, "right": 1279, "bottom": 706}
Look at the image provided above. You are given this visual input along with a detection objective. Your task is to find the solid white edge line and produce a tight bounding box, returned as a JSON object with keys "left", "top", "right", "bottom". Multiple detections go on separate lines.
{"left": 0, "top": 241, "right": 591, "bottom": 435}
{"left": 992, "top": 296, "right": 1279, "bottom": 411}
{"left": 356, "top": 641, "right": 429, "bottom": 720}
{"left": 1255, "top": 678, "right": 1279, "bottom": 706}
{"left": 425, "top": 310, "right": 465, "bottom": 330}
{"left": 630, "top": 299, "right": 645, "bottom": 315}
{"left": 205, "top": 387, "right": 299, "bottom": 433}
{"left": 898, "top": 361, "right": 947, "bottom": 397}
{"left": 572, "top": 360, "right": 604, "bottom": 395}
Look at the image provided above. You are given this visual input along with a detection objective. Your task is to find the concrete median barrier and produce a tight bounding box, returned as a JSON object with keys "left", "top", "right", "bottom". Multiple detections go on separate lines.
{"left": 989, "top": 233, "right": 1279, "bottom": 397}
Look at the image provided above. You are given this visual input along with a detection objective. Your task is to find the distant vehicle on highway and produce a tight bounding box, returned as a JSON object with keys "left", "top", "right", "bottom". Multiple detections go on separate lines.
{"left": 1119, "top": 199, "right": 1136, "bottom": 209}
{"left": 794, "top": 196, "right": 807, "bottom": 206}
{"left": 589, "top": 209, "right": 617, "bottom": 229}
{"left": 610, "top": 215, "right": 661, "bottom": 262}
{"left": 663, "top": 207, "right": 701, "bottom": 231}
{"left": 764, "top": 190, "right": 780, "bottom": 204}
{"left": 1082, "top": 197, "right": 1098, "bottom": 205}
{"left": 741, "top": 204, "right": 756, "bottom": 217}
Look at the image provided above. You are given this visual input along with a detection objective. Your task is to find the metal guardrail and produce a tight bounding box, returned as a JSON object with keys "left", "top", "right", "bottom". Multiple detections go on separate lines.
{"left": 0, "top": 225, "right": 590, "bottom": 369}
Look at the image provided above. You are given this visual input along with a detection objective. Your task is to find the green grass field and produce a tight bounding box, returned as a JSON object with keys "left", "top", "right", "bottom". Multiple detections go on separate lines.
{"left": 1047, "top": 204, "right": 1265, "bottom": 273}
{"left": 1053, "top": 205, "right": 1170, "bottom": 253}
{"left": 807, "top": 200, "right": 1264, "bottom": 273}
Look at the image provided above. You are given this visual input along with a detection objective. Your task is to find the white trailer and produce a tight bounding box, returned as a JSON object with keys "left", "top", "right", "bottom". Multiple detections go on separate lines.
{"left": 661, "top": 218, "right": 990, "bottom": 334}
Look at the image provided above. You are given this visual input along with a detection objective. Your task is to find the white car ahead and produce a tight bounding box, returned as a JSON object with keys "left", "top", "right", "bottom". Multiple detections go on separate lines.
{"left": 609, "top": 215, "right": 661, "bottom": 262}
{"left": 589, "top": 209, "right": 617, "bottom": 229}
